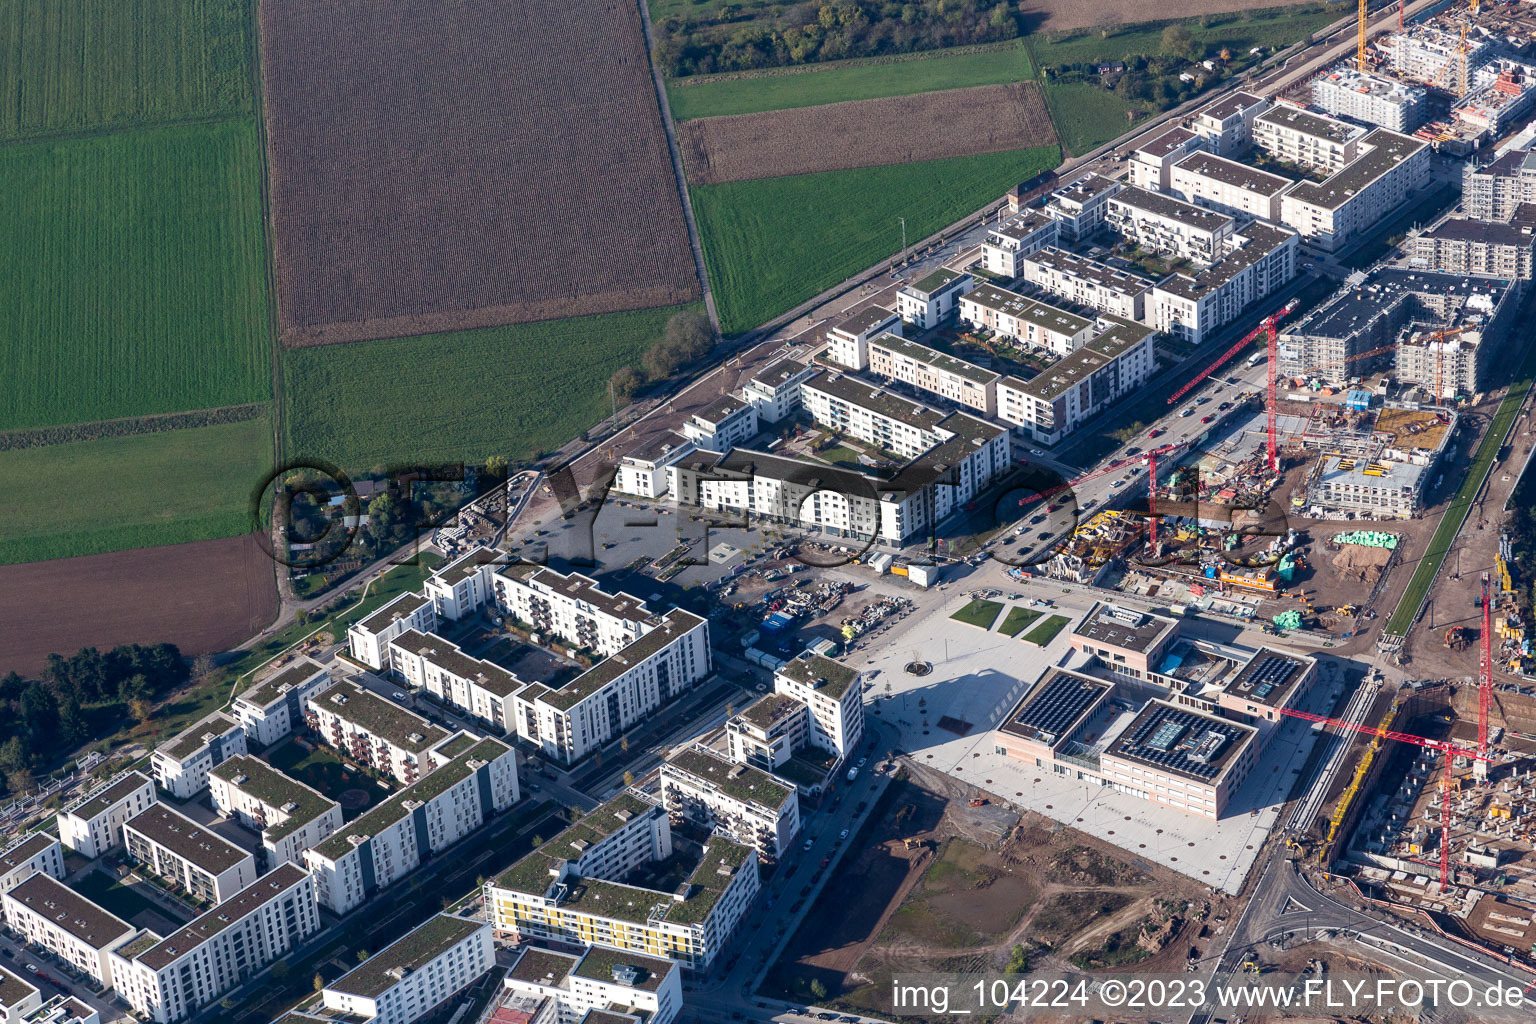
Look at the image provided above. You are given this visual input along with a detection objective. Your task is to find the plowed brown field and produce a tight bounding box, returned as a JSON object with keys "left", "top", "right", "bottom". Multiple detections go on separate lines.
{"left": 260, "top": 0, "right": 698, "bottom": 347}
{"left": 0, "top": 534, "right": 277, "bottom": 675}
{"left": 677, "top": 82, "right": 1056, "bottom": 185}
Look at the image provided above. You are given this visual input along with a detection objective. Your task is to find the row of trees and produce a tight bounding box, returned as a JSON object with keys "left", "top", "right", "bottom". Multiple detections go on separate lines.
{"left": 0, "top": 643, "right": 189, "bottom": 794}
{"left": 608, "top": 311, "right": 715, "bottom": 407}
{"left": 656, "top": 0, "right": 1020, "bottom": 78}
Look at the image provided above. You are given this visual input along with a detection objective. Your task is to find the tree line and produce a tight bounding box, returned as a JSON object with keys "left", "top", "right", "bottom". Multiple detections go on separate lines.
{"left": 656, "top": 0, "right": 1021, "bottom": 78}
{"left": 0, "top": 644, "right": 188, "bottom": 795}
{"left": 607, "top": 310, "right": 715, "bottom": 408}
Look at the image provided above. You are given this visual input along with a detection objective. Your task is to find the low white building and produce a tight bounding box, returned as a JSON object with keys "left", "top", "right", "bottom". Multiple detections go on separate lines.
{"left": 124, "top": 804, "right": 257, "bottom": 905}
{"left": 1, "top": 875, "right": 133, "bottom": 988}
{"left": 1129, "top": 126, "right": 1206, "bottom": 192}
{"left": 1105, "top": 186, "right": 1235, "bottom": 263}
{"left": 57, "top": 771, "right": 155, "bottom": 858}
{"left": 801, "top": 371, "right": 949, "bottom": 459}
{"left": 500, "top": 944, "right": 683, "bottom": 1024}
{"left": 1169, "top": 150, "right": 1294, "bottom": 222}
{"left": 1020, "top": 246, "right": 1152, "bottom": 322}
{"left": 1307, "top": 455, "right": 1426, "bottom": 518}
{"left": 209, "top": 756, "right": 343, "bottom": 869}
{"left": 1279, "top": 129, "right": 1430, "bottom": 253}
{"left": 958, "top": 283, "right": 1095, "bottom": 356}
{"left": 1254, "top": 104, "right": 1367, "bottom": 174}
{"left": 0, "top": 835, "right": 64, "bottom": 895}
{"left": 1190, "top": 91, "right": 1269, "bottom": 156}
{"left": 616, "top": 431, "right": 696, "bottom": 499}
{"left": 232, "top": 658, "right": 331, "bottom": 747}
{"left": 0, "top": 965, "right": 41, "bottom": 1024}
{"left": 866, "top": 334, "right": 999, "bottom": 416}
{"left": 1312, "top": 66, "right": 1426, "bottom": 132}
{"left": 422, "top": 548, "right": 503, "bottom": 622}
{"left": 896, "top": 268, "right": 974, "bottom": 329}
{"left": 1149, "top": 223, "right": 1299, "bottom": 345}
{"left": 108, "top": 864, "right": 320, "bottom": 1024}
{"left": 321, "top": 915, "right": 493, "bottom": 1024}
{"left": 680, "top": 394, "right": 758, "bottom": 452}
{"left": 741, "top": 356, "right": 818, "bottom": 423}
{"left": 660, "top": 746, "right": 801, "bottom": 860}
{"left": 347, "top": 592, "right": 437, "bottom": 672}
{"left": 823, "top": 306, "right": 902, "bottom": 372}
{"left": 304, "top": 680, "right": 450, "bottom": 785}
{"left": 1043, "top": 173, "right": 1124, "bottom": 240}
{"left": 995, "top": 317, "right": 1158, "bottom": 445}
{"left": 152, "top": 712, "right": 247, "bottom": 800}
{"left": 303, "top": 735, "right": 518, "bottom": 914}
{"left": 981, "top": 209, "right": 1059, "bottom": 278}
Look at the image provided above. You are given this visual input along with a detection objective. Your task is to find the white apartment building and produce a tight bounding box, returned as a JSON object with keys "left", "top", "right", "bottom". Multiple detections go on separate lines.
{"left": 958, "top": 283, "right": 1095, "bottom": 356}
{"left": 321, "top": 915, "right": 493, "bottom": 1024}
{"left": 725, "top": 693, "right": 810, "bottom": 778}
{"left": 232, "top": 657, "right": 331, "bottom": 747}
{"left": 1312, "top": 66, "right": 1426, "bottom": 132}
{"left": 1149, "top": 223, "right": 1299, "bottom": 344}
{"left": 1307, "top": 456, "right": 1427, "bottom": 518}
{"left": 0, "top": 966, "right": 41, "bottom": 1024}
{"left": 995, "top": 317, "right": 1158, "bottom": 445}
{"left": 1129, "top": 126, "right": 1206, "bottom": 192}
{"left": 303, "top": 736, "right": 518, "bottom": 914}
{"left": 896, "top": 268, "right": 974, "bottom": 329}
{"left": 488, "top": 794, "right": 759, "bottom": 972}
{"left": 1279, "top": 129, "right": 1429, "bottom": 253}
{"left": 1, "top": 875, "right": 134, "bottom": 988}
{"left": 1190, "top": 91, "right": 1269, "bottom": 156}
{"left": 616, "top": 431, "right": 696, "bottom": 499}
{"left": 741, "top": 356, "right": 818, "bottom": 423}
{"left": 423, "top": 547, "right": 504, "bottom": 622}
{"left": 0, "top": 835, "right": 64, "bottom": 895}
{"left": 492, "top": 568, "right": 652, "bottom": 657}
{"left": 57, "top": 771, "right": 155, "bottom": 858}
{"left": 347, "top": 592, "right": 437, "bottom": 672}
{"left": 1253, "top": 104, "right": 1367, "bottom": 174}
{"left": 1409, "top": 215, "right": 1536, "bottom": 280}
{"left": 1105, "top": 186, "right": 1236, "bottom": 263}
{"left": 773, "top": 653, "right": 865, "bottom": 758}
{"left": 108, "top": 864, "right": 320, "bottom": 1024}
{"left": 16, "top": 996, "right": 99, "bottom": 1024}
{"left": 1043, "top": 173, "right": 1124, "bottom": 240}
{"left": 389, "top": 629, "right": 523, "bottom": 734}
{"left": 823, "top": 306, "right": 902, "bottom": 372}
{"left": 800, "top": 372, "right": 949, "bottom": 459}
{"left": 305, "top": 680, "right": 450, "bottom": 785}
{"left": 981, "top": 209, "right": 1059, "bottom": 277}
{"left": 1169, "top": 151, "right": 1294, "bottom": 222}
{"left": 124, "top": 804, "right": 257, "bottom": 904}
{"left": 209, "top": 756, "right": 343, "bottom": 869}
{"left": 866, "top": 334, "right": 999, "bottom": 416}
{"left": 152, "top": 712, "right": 247, "bottom": 800}
{"left": 660, "top": 746, "right": 801, "bottom": 860}
{"left": 501, "top": 944, "right": 683, "bottom": 1024}
{"left": 1463, "top": 147, "right": 1536, "bottom": 221}
{"left": 1020, "top": 246, "right": 1152, "bottom": 322}
{"left": 680, "top": 394, "right": 758, "bottom": 452}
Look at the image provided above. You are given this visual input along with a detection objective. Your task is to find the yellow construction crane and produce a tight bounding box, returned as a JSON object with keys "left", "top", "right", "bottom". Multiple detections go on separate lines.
{"left": 1358, "top": 0, "right": 1369, "bottom": 72}
{"left": 1429, "top": 22, "right": 1471, "bottom": 95}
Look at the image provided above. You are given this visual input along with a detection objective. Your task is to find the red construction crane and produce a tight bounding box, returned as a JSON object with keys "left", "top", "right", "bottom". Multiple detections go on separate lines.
{"left": 1018, "top": 440, "right": 1190, "bottom": 512}
{"left": 1277, "top": 706, "right": 1491, "bottom": 890}
{"left": 1480, "top": 571, "right": 1493, "bottom": 761}
{"left": 1166, "top": 298, "right": 1299, "bottom": 407}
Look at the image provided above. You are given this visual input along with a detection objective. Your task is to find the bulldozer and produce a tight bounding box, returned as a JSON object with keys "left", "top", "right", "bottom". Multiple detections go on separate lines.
{"left": 903, "top": 837, "right": 924, "bottom": 851}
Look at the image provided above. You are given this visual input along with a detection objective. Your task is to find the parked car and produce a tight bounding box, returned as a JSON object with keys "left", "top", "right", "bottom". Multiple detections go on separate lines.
{"left": 1201, "top": 415, "right": 1215, "bottom": 423}
{"left": 1147, "top": 427, "right": 1162, "bottom": 438}
{"left": 392, "top": 691, "right": 408, "bottom": 701}
{"left": 857, "top": 756, "right": 867, "bottom": 767}
{"left": 803, "top": 838, "right": 814, "bottom": 851}
{"left": 838, "top": 829, "right": 849, "bottom": 841}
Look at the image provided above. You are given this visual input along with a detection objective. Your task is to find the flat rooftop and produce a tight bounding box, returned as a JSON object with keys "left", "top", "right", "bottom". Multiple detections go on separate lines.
{"left": 1050, "top": 172, "right": 1121, "bottom": 207}
{"left": 0, "top": 832, "right": 57, "bottom": 873}
{"left": 989, "top": 208, "right": 1056, "bottom": 241}
{"left": 508, "top": 945, "right": 579, "bottom": 986}
{"left": 693, "top": 392, "right": 750, "bottom": 425}
{"left": 534, "top": 609, "right": 705, "bottom": 712}
{"left": 1291, "top": 268, "right": 1510, "bottom": 340}
{"left": 240, "top": 658, "right": 327, "bottom": 709}
{"left": 1110, "top": 185, "right": 1235, "bottom": 231}
{"left": 1256, "top": 104, "right": 1365, "bottom": 144}
{"left": 828, "top": 305, "right": 898, "bottom": 339}
{"left": 572, "top": 945, "right": 676, "bottom": 992}
{"left": 1136, "top": 125, "right": 1197, "bottom": 159}
{"left": 1198, "top": 90, "right": 1264, "bottom": 122}
{"left": 1284, "top": 129, "right": 1426, "bottom": 212}
{"left": 735, "top": 692, "right": 803, "bottom": 732}
{"left": 869, "top": 332, "right": 999, "bottom": 385}
{"left": 1420, "top": 216, "right": 1536, "bottom": 247}
{"left": 516, "top": 569, "right": 650, "bottom": 624}
{"left": 1105, "top": 700, "right": 1255, "bottom": 784}
{"left": 802, "top": 371, "right": 948, "bottom": 432}
{"left": 312, "top": 679, "right": 450, "bottom": 753}
{"left": 0, "top": 966, "right": 37, "bottom": 1009}
{"left": 125, "top": 804, "right": 250, "bottom": 875}
{"left": 1156, "top": 223, "right": 1296, "bottom": 301}
{"left": 998, "top": 669, "right": 1111, "bottom": 747}
{"left": 210, "top": 755, "right": 339, "bottom": 841}
{"left": 963, "top": 283, "right": 1094, "bottom": 337}
{"left": 1318, "top": 455, "right": 1426, "bottom": 488}
{"left": 663, "top": 747, "right": 793, "bottom": 811}
{"left": 358, "top": 591, "right": 431, "bottom": 635}
{"left": 328, "top": 914, "right": 484, "bottom": 999}
{"left": 163, "top": 712, "right": 239, "bottom": 761}
{"left": 777, "top": 651, "right": 859, "bottom": 700}
{"left": 1223, "top": 648, "right": 1312, "bottom": 708}
{"left": 1012, "top": 316, "right": 1156, "bottom": 402}
{"left": 134, "top": 864, "right": 310, "bottom": 971}
{"left": 751, "top": 356, "right": 810, "bottom": 389}
{"left": 1174, "top": 150, "right": 1294, "bottom": 196}
{"left": 4, "top": 874, "right": 132, "bottom": 950}
{"left": 1316, "top": 66, "right": 1425, "bottom": 105}
{"left": 391, "top": 628, "right": 524, "bottom": 697}
{"left": 430, "top": 547, "right": 502, "bottom": 588}
{"left": 64, "top": 771, "right": 151, "bottom": 821}
{"left": 1026, "top": 246, "right": 1153, "bottom": 296}
{"left": 1073, "top": 602, "right": 1178, "bottom": 653}
{"left": 904, "top": 267, "right": 968, "bottom": 297}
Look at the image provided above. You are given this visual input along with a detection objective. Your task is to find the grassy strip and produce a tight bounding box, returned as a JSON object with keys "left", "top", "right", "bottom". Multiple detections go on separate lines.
{"left": 1383, "top": 338, "right": 1536, "bottom": 638}
{"left": 1038, "top": 81, "right": 1144, "bottom": 157}
{"left": 1026, "top": 4, "right": 1343, "bottom": 67}
{"left": 1022, "top": 614, "right": 1072, "bottom": 646}
{"left": 998, "top": 606, "right": 1044, "bottom": 637}
{"left": 667, "top": 43, "right": 1034, "bottom": 119}
{"left": 0, "top": 413, "right": 272, "bottom": 565}
{"left": 952, "top": 598, "right": 1005, "bottom": 629}
{"left": 692, "top": 145, "right": 1059, "bottom": 336}
{"left": 281, "top": 304, "right": 700, "bottom": 471}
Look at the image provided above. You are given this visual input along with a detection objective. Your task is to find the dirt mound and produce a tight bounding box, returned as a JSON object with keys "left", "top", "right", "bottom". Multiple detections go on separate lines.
{"left": 1332, "top": 543, "right": 1393, "bottom": 584}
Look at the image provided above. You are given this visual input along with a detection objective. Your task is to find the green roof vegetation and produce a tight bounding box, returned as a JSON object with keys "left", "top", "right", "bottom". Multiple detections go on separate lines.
{"left": 777, "top": 652, "right": 859, "bottom": 699}
{"left": 209, "top": 755, "right": 338, "bottom": 842}
{"left": 664, "top": 748, "right": 791, "bottom": 809}
{"left": 330, "top": 914, "right": 484, "bottom": 998}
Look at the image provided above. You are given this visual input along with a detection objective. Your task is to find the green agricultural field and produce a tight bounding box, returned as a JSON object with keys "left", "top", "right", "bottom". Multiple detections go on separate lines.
{"left": 1039, "top": 82, "right": 1144, "bottom": 156}
{"left": 0, "top": 413, "right": 272, "bottom": 565}
{"left": 0, "top": 119, "right": 271, "bottom": 430}
{"left": 1026, "top": 4, "right": 1343, "bottom": 68}
{"left": 693, "top": 145, "right": 1059, "bottom": 336}
{"left": 0, "top": 0, "right": 253, "bottom": 140}
{"left": 282, "top": 305, "right": 701, "bottom": 471}
{"left": 667, "top": 43, "right": 1034, "bottom": 120}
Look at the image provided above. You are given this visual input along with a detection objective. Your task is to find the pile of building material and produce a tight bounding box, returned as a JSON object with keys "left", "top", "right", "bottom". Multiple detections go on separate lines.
{"left": 1332, "top": 543, "right": 1395, "bottom": 585}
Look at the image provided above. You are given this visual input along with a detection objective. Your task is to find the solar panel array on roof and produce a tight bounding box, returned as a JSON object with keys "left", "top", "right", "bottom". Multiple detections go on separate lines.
{"left": 1117, "top": 706, "right": 1240, "bottom": 780}
{"left": 1007, "top": 673, "right": 1107, "bottom": 745}
{"left": 1231, "top": 654, "right": 1303, "bottom": 704}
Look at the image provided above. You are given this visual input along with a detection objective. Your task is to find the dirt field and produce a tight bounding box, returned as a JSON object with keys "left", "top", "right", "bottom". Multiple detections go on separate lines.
{"left": 260, "top": 0, "right": 699, "bottom": 346}
{"left": 677, "top": 83, "right": 1056, "bottom": 185}
{"left": 0, "top": 533, "right": 277, "bottom": 674}
{"left": 1020, "top": 0, "right": 1325, "bottom": 33}
{"left": 771, "top": 764, "right": 1227, "bottom": 1017}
